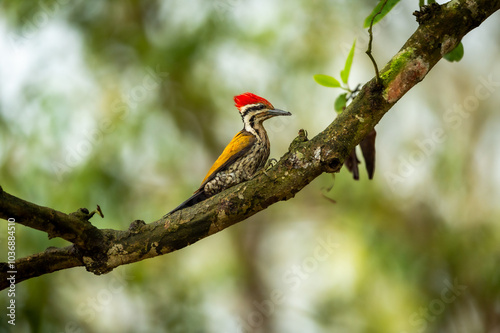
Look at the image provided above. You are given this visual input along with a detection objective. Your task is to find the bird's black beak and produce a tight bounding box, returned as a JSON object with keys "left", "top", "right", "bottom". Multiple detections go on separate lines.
{"left": 268, "top": 109, "right": 292, "bottom": 117}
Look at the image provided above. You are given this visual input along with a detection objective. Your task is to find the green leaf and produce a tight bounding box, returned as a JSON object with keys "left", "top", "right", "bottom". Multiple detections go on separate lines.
{"left": 340, "top": 40, "right": 356, "bottom": 84}
{"left": 363, "top": 0, "right": 401, "bottom": 28}
{"left": 334, "top": 93, "right": 347, "bottom": 113}
{"left": 314, "top": 74, "right": 341, "bottom": 88}
{"left": 443, "top": 42, "right": 464, "bottom": 62}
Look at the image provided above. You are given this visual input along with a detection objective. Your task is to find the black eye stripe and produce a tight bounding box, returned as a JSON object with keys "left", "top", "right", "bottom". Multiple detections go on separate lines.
{"left": 241, "top": 104, "right": 266, "bottom": 117}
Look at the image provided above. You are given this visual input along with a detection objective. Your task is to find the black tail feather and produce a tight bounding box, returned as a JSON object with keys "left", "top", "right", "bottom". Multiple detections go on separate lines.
{"left": 166, "top": 190, "right": 210, "bottom": 216}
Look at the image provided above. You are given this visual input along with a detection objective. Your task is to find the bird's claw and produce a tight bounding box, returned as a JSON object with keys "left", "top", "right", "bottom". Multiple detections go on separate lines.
{"left": 266, "top": 158, "right": 277, "bottom": 170}
{"left": 263, "top": 158, "right": 278, "bottom": 177}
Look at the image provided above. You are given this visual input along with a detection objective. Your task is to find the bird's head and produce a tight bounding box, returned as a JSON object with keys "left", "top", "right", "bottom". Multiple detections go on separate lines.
{"left": 234, "top": 93, "right": 291, "bottom": 127}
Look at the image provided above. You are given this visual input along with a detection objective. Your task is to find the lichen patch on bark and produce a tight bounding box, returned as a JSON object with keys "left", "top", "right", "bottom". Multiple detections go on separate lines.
{"left": 384, "top": 57, "right": 429, "bottom": 104}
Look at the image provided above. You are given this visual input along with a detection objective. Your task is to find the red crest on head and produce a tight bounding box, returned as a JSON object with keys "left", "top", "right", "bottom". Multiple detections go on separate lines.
{"left": 234, "top": 92, "right": 274, "bottom": 110}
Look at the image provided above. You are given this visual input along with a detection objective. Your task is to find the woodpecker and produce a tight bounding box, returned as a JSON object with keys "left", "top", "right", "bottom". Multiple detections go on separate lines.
{"left": 168, "top": 92, "right": 291, "bottom": 214}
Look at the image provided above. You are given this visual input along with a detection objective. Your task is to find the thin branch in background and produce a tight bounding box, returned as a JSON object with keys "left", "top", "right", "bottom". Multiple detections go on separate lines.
{"left": 366, "top": 0, "right": 389, "bottom": 85}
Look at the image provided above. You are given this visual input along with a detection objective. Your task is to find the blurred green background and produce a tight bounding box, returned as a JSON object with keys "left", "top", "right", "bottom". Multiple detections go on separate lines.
{"left": 1, "top": 1, "right": 500, "bottom": 332}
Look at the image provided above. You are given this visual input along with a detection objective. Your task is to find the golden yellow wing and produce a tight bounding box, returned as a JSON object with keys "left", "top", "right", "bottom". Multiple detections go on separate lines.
{"left": 199, "top": 130, "right": 256, "bottom": 188}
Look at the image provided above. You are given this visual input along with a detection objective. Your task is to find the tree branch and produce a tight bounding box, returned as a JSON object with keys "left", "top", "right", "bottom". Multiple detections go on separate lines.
{"left": 0, "top": 186, "right": 104, "bottom": 249}
{"left": 0, "top": 246, "right": 82, "bottom": 286}
{"left": 1, "top": 0, "right": 499, "bottom": 290}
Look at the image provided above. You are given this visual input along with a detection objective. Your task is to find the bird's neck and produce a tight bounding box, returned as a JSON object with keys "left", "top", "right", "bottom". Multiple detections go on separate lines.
{"left": 244, "top": 121, "right": 268, "bottom": 143}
